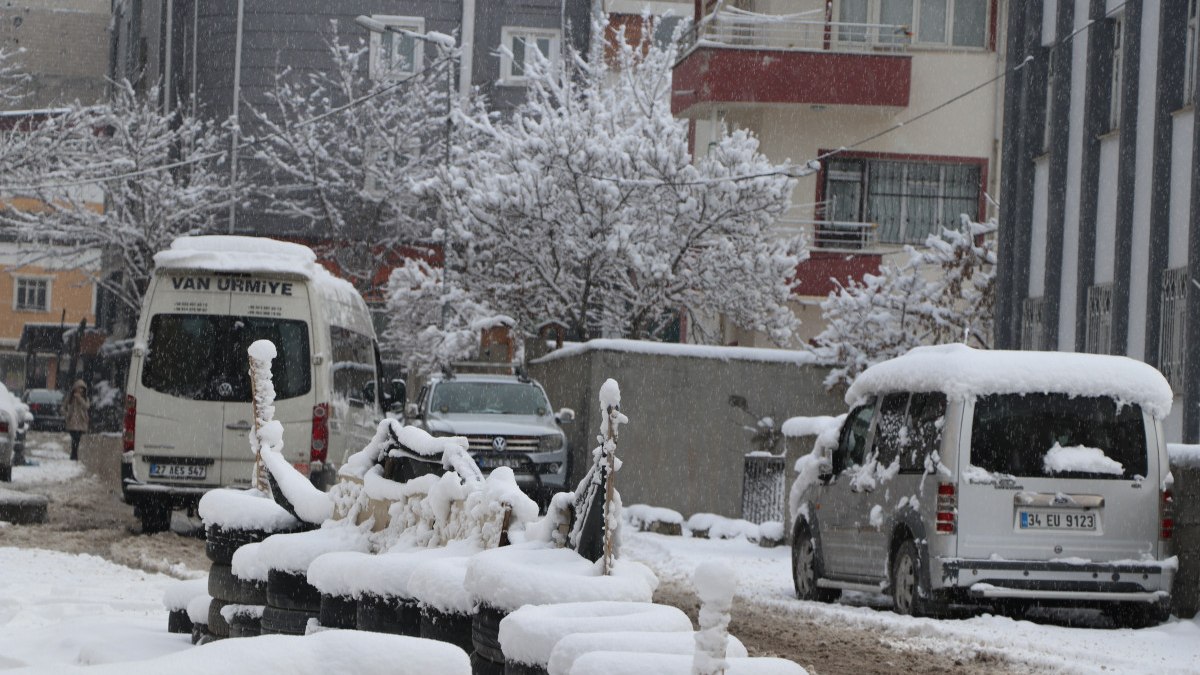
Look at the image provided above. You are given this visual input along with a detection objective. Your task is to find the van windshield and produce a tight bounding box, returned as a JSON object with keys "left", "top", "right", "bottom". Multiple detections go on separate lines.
{"left": 970, "top": 393, "right": 1147, "bottom": 480}
{"left": 430, "top": 382, "right": 549, "bottom": 416}
{"left": 142, "top": 314, "right": 311, "bottom": 401}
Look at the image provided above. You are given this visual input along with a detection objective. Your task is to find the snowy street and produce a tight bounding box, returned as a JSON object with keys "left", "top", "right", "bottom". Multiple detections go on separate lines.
{"left": 0, "top": 431, "right": 1197, "bottom": 674}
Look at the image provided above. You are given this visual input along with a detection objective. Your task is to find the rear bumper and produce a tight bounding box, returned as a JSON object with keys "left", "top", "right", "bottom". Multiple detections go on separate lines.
{"left": 120, "top": 459, "right": 212, "bottom": 508}
{"left": 938, "top": 557, "right": 1175, "bottom": 604}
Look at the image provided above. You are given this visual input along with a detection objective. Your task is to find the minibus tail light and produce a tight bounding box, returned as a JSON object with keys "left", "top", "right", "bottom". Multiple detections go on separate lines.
{"left": 1162, "top": 489, "right": 1174, "bottom": 541}
{"left": 936, "top": 482, "right": 957, "bottom": 534}
{"left": 310, "top": 403, "right": 329, "bottom": 464}
{"left": 123, "top": 395, "right": 137, "bottom": 453}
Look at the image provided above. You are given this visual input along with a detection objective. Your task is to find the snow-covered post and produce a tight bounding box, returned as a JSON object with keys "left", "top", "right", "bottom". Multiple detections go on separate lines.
{"left": 247, "top": 340, "right": 278, "bottom": 493}
{"left": 692, "top": 560, "right": 735, "bottom": 675}
{"left": 599, "top": 378, "right": 627, "bottom": 575}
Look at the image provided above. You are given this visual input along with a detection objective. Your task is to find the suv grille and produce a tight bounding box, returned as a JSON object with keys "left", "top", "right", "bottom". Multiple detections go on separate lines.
{"left": 466, "top": 435, "right": 539, "bottom": 452}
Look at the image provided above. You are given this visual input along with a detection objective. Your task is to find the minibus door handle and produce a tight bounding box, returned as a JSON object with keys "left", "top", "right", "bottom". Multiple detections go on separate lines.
{"left": 225, "top": 420, "right": 253, "bottom": 431}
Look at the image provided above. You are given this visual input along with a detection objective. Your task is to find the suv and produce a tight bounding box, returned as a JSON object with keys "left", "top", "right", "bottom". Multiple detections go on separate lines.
{"left": 406, "top": 373, "right": 572, "bottom": 503}
{"left": 22, "top": 389, "right": 64, "bottom": 431}
{"left": 790, "top": 345, "right": 1175, "bottom": 627}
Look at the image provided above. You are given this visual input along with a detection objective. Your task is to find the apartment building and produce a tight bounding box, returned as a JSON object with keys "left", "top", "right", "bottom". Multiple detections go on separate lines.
{"left": 673, "top": 0, "right": 1007, "bottom": 345}
{"left": 997, "top": 0, "right": 1200, "bottom": 442}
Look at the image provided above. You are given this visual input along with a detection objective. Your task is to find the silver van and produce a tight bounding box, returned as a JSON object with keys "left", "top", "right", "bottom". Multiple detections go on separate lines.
{"left": 791, "top": 345, "right": 1176, "bottom": 627}
{"left": 122, "top": 236, "right": 382, "bottom": 532}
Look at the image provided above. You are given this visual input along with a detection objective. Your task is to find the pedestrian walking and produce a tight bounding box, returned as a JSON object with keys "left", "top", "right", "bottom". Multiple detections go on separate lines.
{"left": 64, "top": 380, "right": 90, "bottom": 461}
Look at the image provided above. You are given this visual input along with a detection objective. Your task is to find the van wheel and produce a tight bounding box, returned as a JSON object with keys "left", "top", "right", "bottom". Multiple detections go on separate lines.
{"left": 891, "top": 540, "right": 928, "bottom": 617}
{"left": 792, "top": 528, "right": 840, "bottom": 603}
{"left": 1106, "top": 599, "right": 1171, "bottom": 629}
{"left": 138, "top": 504, "right": 171, "bottom": 534}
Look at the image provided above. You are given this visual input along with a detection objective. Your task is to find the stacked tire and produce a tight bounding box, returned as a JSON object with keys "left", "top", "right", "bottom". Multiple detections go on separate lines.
{"left": 470, "top": 604, "right": 508, "bottom": 675}
{"left": 205, "top": 524, "right": 278, "bottom": 639}
{"left": 260, "top": 568, "right": 322, "bottom": 636}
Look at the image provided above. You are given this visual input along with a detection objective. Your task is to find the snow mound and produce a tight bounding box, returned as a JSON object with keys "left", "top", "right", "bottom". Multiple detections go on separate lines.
{"left": 309, "top": 542, "right": 477, "bottom": 599}
{"left": 231, "top": 542, "right": 270, "bottom": 583}
{"left": 408, "top": 555, "right": 474, "bottom": 614}
{"left": 1168, "top": 444, "right": 1200, "bottom": 469}
{"left": 845, "top": 344, "right": 1174, "bottom": 420}
{"left": 569, "top": 653, "right": 807, "bottom": 675}
{"left": 547, "top": 631, "right": 749, "bottom": 675}
{"left": 257, "top": 522, "right": 372, "bottom": 574}
{"left": 625, "top": 504, "right": 684, "bottom": 527}
{"left": 1043, "top": 444, "right": 1124, "bottom": 476}
{"left": 186, "top": 593, "right": 211, "bottom": 625}
{"left": 198, "top": 488, "right": 301, "bottom": 532}
{"left": 162, "top": 578, "right": 208, "bottom": 612}
{"left": 780, "top": 415, "right": 840, "bottom": 438}
{"left": 466, "top": 543, "right": 658, "bottom": 612}
{"left": 686, "top": 513, "right": 761, "bottom": 541}
{"left": 42, "top": 629, "right": 472, "bottom": 675}
{"left": 499, "top": 601, "right": 693, "bottom": 667}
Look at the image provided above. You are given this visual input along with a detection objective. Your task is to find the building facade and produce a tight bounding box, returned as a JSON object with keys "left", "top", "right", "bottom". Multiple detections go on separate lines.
{"left": 996, "top": 0, "right": 1199, "bottom": 442}
{"left": 0, "top": 0, "right": 109, "bottom": 108}
{"left": 673, "top": 0, "right": 1007, "bottom": 346}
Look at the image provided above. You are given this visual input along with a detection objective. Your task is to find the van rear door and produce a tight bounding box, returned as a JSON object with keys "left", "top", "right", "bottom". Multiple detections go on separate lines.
{"left": 957, "top": 393, "right": 1161, "bottom": 563}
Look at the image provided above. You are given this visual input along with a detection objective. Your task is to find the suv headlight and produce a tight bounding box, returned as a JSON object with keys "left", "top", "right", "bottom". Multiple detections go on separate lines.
{"left": 538, "top": 434, "right": 564, "bottom": 451}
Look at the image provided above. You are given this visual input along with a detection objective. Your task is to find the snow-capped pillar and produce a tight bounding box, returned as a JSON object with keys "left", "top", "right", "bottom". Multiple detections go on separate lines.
{"left": 247, "top": 339, "right": 278, "bottom": 493}
{"left": 692, "top": 560, "right": 735, "bottom": 675}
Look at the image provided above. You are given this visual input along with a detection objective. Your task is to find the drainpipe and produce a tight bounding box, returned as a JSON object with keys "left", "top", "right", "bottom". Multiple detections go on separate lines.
{"left": 228, "top": 0, "right": 245, "bottom": 234}
{"left": 164, "top": 0, "right": 173, "bottom": 114}
{"left": 460, "top": 0, "right": 475, "bottom": 100}
{"left": 191, "top": 0, "right": 198, "bottom": 118}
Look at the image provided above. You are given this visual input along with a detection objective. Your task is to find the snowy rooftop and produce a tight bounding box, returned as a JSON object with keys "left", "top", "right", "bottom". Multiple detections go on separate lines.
{"left": 845, "top": 344, "right": 1174, "bottom": 419}
{"left": 531, "top": 339, "right": 820, "bottom": 366}
{"left": 154, "top": 235, "right": 321, "bottom": 278}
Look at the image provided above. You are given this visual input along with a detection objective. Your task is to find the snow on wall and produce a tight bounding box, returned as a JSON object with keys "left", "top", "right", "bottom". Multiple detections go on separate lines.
{"left": 1168, "top": 111, "right": 1193, "bottom": 269}
{"left": 1093, "top": 136, "right": 1119, "bottom": 284}
{"left": 1029, "top": 158, "right": 1049, "bottom": 297}
{"left": 1168, "top": 443, "right": 1200, "bottom": 469}
{"left": 1128, "top": 0, "right": 1161, "bottom": 360}
{"left": 531, "top": 339, "right": 820, "bottom": 366}
{"left": 844, "top": 344, "right": 1174, "bottom": 419}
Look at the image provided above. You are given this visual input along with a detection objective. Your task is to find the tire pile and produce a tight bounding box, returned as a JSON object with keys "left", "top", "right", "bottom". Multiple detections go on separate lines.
{"left": 193, "top": 523, "right": 302, "bottom": 642}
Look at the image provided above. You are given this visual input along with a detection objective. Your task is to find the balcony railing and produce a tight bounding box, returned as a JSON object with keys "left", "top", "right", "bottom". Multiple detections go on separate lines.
{"left": 681, "top": 8, "right": 911, "bottom": 56}
{"left": 776, "top": 219, "right": 881, "bottom": 252}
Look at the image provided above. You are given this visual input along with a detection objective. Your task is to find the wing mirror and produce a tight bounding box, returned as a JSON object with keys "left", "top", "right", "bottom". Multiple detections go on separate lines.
{"left": 556, "top": 407, "right": 575, "bottom": 424}
{"left": 404, "top": 402, "right": 420, "bottom": 419}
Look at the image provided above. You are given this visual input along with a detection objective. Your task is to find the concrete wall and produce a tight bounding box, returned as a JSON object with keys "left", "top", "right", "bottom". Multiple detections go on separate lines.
{"left": 527, "top": 344, "right": 844, "bottom": 518}
{"left": 0, "top": 0, "right": 109, "bottom": 108}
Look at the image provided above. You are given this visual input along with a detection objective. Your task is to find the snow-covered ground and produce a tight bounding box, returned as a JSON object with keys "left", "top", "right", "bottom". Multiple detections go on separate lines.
{"left": 11, "top": 437, "right": 84, "bottom": 487}
{"left": 624, "top": 531, "right": 1200, "bottom": 675}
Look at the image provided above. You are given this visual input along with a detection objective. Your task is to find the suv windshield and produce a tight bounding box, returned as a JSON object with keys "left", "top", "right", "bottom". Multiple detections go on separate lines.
{"left": 430, "top": 382, "right": 550, "bottom": 416}
{"left": 970, "top": 393, "right": 1147, "bottom": 480}
{"left": 142, "top": 314, "right": 310, "bottom": 401}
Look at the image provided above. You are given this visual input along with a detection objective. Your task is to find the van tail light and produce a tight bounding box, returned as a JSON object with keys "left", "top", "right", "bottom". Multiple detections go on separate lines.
{"left": 936, "top": 482, "right": 957, "bottom": 534}
{"left": 1161, "top": 489, "right": 1174, "bottom": 541}
{"left": 123, "top": 395, "right": 137, "bottom": 453}
{"left": 310, "top": 403, "right": 329, "bottom": 465}
{"left": 0, "top": 419, "right": 8, "bottom": 434}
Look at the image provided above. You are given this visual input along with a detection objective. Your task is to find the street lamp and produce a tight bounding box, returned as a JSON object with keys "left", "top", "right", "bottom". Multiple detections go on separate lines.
{"left": 355, "top": 15, "right": 458, "bottom": 327}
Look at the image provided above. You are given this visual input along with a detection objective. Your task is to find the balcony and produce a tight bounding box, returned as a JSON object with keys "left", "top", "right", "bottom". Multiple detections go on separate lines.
{"left": 776, "top": 218, "right": 884, "bottom": 298}
{"left": 672, "top": 10, "right": 913, "bottom": 116}
{"left": 775, "top": 218, "right": 881, "bottom": 252}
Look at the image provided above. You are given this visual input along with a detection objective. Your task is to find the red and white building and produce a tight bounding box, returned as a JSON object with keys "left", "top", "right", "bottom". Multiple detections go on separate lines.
{"left": 672, "top": 0, "right": 1007, "bottom": 345}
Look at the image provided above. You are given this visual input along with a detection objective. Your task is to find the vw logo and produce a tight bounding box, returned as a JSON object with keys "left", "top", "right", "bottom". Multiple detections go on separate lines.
{"left": 492, "top": 436, "right": 507, "bottom": 451}
{"left": 218, "top": 382, "right": 233, "bottom": 397}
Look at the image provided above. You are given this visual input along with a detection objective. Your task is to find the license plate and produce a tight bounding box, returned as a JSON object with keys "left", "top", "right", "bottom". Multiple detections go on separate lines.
{"left": 476, "top": 456, "right": 526, "bottom": 470}
{"left": 149, "top": 463, "right": 207, "bottom": 480}
{"left": 1018, "top": 510, "right": 1096, "bottom": 531}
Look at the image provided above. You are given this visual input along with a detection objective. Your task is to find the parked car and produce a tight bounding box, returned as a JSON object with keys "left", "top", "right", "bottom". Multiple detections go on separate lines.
{"left": 22, "top": 388, "right": 64, "bottom": 431}
{"left": 0, "top": 383, "right": 23, "bottom": 481}
{"left": 790, "top": 344, "right": 1176, "bottom": 628}
{"left": 405, "top": 372, "right": 573, "bottom": 504}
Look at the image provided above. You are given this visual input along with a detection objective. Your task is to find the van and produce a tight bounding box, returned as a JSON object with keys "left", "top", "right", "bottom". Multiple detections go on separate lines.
{"left": 790, "top": 344, "right": 1175, "bottom": 627}
{"left": 122, "top": 236, "right": 382, "bottom": 533}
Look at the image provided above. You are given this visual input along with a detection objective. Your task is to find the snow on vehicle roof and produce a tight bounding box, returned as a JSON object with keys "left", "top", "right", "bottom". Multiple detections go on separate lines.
{"left": 845, "top": 344, "right": 1174, "bottom": 419}
{"left": 530, "top": 339, "right": 819, "bottom": 366}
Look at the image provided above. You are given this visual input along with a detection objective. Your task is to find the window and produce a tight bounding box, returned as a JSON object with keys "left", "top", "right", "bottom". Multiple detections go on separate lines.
{"left": 1187, "top": 0, "right": 1199, "bottom": 103}
{"left": 1020, "top": 296, "right": 1047, "bottom": 351}
{"left": 836, "top": 399, "right": 876, "bottom": 471}
{"left": 500, "top": 27, "right": 561, "bottom": 83}
{"left": 838, "top": 0, "right": 988, "bottom": 47}
{"left": 331, "top": 326, "right": 377, "bottom": 409}
{"left": 14, "top": 277, "right": 50, "bottom": 312}
{"left": 429, "top": 381, "right": 551, "bottom": 416}
{"left": 872, "top": 393, "right": 910, "bottom": 467}
{"left": 1085, "top": 283, "right": 1113, "bottom": 355}
{"left": 1108, "top": 15, "right": 1124, "bottom": 131}
{"left": 823, "top": 157, "right": 982, "bottom": 244}
{"left": 902, "top": 392, "right": 946, "bottom": 472}
{"left": 368, "top": 15, "right": 424, "bottom": 80}
{"left": 1160, "top": 267, "right": 1187, "bottom": 390}
{"left": 142, "top": 315, "right": 311, "bottom": 401}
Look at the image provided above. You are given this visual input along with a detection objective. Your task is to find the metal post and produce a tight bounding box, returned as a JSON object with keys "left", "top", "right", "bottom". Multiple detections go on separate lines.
{"left": 228, "top": 0, "right": 245, "bottom": 234}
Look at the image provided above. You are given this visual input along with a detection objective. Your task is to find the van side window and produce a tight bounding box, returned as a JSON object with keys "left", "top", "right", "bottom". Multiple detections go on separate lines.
{"left": 872, "top": 393, "right": 910, "bottom": 468}
{"left": 837, "top": 399, "right": 876, "bottom": 470}
{"left": 330, "top": 326, "right": 376, "bottom": 409}
{"left": 902, "top": 392, "right": 947, "bottom": 473}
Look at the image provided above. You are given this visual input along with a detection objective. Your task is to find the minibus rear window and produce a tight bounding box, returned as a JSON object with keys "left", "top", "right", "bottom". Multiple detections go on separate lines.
{"left": 970, "top": 393, "right": 1147, "bottom": 480}
{"left": 142, "top": 314, "right": 311, "bottom": 401}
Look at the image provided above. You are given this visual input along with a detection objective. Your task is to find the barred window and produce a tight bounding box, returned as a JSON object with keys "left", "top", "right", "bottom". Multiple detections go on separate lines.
{"left": 1085, "top": 283, "right": 1113, "bottom": 355}
{"left": 1160, "top": 268, "right": 1187, "bottom": 390}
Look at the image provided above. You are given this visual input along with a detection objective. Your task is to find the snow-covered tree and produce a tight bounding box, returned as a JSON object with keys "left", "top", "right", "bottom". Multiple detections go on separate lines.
{"left": 433, "top": 18, "right": 803, "bottom": 343}
{"left": 813, "top": 216, "right": 996, "bottom": 389}
{"left": 246, "top": 23, "right": 468, "bottom": 289}
{"left": 1, "top": 80, "right": 236, "bottom": 317}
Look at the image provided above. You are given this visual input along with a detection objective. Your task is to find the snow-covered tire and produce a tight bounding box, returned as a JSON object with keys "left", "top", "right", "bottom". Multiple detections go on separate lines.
{"left": 266, "top": 569, "right": 321, "bottom": 612}
{"left": 318, "top": 593, "right": 357, "bottom": 629}
{"left": 167, "top": 609, "right": 191, "bottom": 634}
{"left": 205, "top": 524, "right": 273, "bottom": 565}
{"left": 356, "top": 593, "right": 420, "bottom": 635}
{"left": 208, "top": 563, "right": 266, "bottom": 605}
{"left": 471, "top": 604, "right": 507, "bottom": 665}
{"left": 207, "top": 599, "right": 231, "bottom": 638}
{"left": 791, "top": 526, "right": 840, "bottom": 603}
{"left": 0, "top": 463, "right": 11, "bottom": 482}
{"left": 228, "top": 613, "right": 262, "bottom": 639}
{"left": 260, "top": 605, "right": 316, "bottom": 636}
{"left": 470, "top": 653, "right": 506, "bottom": 675}
{"left": 191, "top": 622, "right": 218, "bottom": 645}
{"left": 419, "top": 607, "right": 473, "bottom": 653}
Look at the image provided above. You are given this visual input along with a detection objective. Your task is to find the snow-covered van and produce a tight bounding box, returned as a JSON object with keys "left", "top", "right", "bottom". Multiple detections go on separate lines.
{"left": 121, "top": 236, "right": 382, "bottom": 533}
{"left": 790, "top": 345, "right": 1176, "bottom": 626}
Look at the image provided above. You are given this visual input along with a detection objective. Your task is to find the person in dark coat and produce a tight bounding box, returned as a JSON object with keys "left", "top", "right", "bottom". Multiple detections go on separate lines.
{"left": 63, "top": 380, "right": 90, "bottom": 461}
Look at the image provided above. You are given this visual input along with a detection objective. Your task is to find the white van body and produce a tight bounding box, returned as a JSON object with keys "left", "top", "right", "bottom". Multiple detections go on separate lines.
{"left": 790, "top": 345, "right": 1176, "bottom": 626}
{"left": 121, "top": 236, "right": 381, "bottom": 531}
